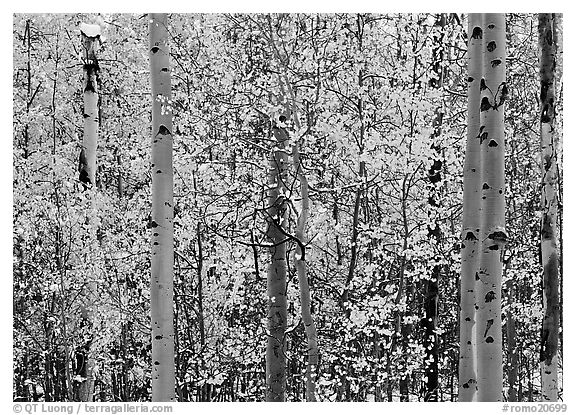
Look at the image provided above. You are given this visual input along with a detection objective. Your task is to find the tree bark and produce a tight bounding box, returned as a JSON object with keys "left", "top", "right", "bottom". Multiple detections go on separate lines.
{"left": 266, "top": 122, "right": 289, "bottom": 402}
{"left": 149, "top": 13, "right": 175, "bottom": 402}
{"left": 458, "top": 12, "right": 483, "bottom": 402}
{"left": 423, "top": 13, "right": 446, "bottom": 402}
{"left": 266, "top": 16, "right": 320, "bottom": 401}
{"left": 538, "top": 13, "right": 560, "bottom": 403}
{"left": 506, "top": 281, "right": 518, "bottom": 402}
{"left": 76, "top": 22, "right": 101, "bottom": 403}
{"left": 475, "top": 12, "right": 507, "bottom": 402}
{"left": 291, "top": 112, "right": 319, "bottom": 403}
{"left": 79, "top": 23, "right": 100, "bottom": 188}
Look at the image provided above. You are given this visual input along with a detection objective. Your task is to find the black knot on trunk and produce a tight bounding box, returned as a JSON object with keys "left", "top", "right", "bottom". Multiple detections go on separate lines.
{"left": 480, "top": 97, "right": 492, "bottom": 112}
{"left": 488, "top": 231, "right": 507, "bottom": 243}
{"left": 485, "top": 291, "right": 496, "bottom": 302}
{"left": 480, "top": 78, "right": 488, "bottom": 91}
{"left": 465, "top": 231, "right": 478, "bottom": 241}
{"left": 471, "top": 27, "right": 483, "bottom": 39}
{"left": 157, "top": 125, "right": 171, "bottom": 136}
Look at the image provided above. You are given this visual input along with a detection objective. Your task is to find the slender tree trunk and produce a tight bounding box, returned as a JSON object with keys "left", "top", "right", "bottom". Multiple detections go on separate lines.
{"left": 149, "top": 13, "right": 175, "bottom": 402}
{"left": 115, "top": 149, "right": 124, "bottom": 198}
{"left": 507, "top": 281, "right": 518, "bottom": 401}
{"left": 292, "top": 120, "right": 319, "bottom": 403}
{"left": 77, "top": 22, "right": 101, "bottom": 403}
{"left": 79, "top": 23, "right": 100, "bottom": 188}
{"left": 397, "top": 174, "right": 410, "bottom": 402}
{"left": 196, "top": 224, "right": 206, "bottom": 348}
{"left": 263, "top": 18, "right": 289, "bottom": 402}
{"left": 266, "top": 122, "right": 289, "bottom": 401}
{"left": 24, "top": 19, "right": 31, "bottom": 159}
{"left": 266, "top": 16, "right": 319, "bottom": 401}
{"left": 458, "top": 12, "right": 483, "bottom": 402}
{"left": 538, "top": 13, "right": 560, "bottom": 403}
{"left": 423, "top": 13, "right": 446, "bottom": 402}
{"left": 475, "top": 13, "right": 507, "bottom": 402}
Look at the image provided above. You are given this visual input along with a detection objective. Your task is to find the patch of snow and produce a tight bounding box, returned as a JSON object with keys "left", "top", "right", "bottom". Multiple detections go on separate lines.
{"left": 79, "top": 23, "right": 101, "bottom": 38}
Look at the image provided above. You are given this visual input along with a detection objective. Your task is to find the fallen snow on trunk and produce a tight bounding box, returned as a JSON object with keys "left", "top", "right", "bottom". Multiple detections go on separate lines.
{"left": 80, "top": 23, "right": 101, "bottom": 37}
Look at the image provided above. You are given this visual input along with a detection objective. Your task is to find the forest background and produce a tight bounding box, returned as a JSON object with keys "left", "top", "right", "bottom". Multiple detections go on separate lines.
{"left": 5, "top": 0, "right": 569, "bottom": 410}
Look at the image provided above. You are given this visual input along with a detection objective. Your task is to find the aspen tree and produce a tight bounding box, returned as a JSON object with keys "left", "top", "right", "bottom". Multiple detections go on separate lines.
{"left": 77, "top": 22, "right": 101, "bottom": 402}
{"left": 458, "top": 13, "right": 482, "bottom": 402}
{"left": 266, "top": 119, "right": 289, "bottom": 402}
{"left": 475, "top": 13, "right": 507, "bottom": 402}
{"left": 423, "top": 13, "right": 446, "bottom": 402}
{"left": 538, "top": 13, "right": 559, "bottom": 403}
{"left": 149, "top": 13, "right": 175, "bottom": 402}
{"left": 287, "top": 95, "right": 318, "bottom": 403}
{"left": 268, "top": 17, "right": 319, "bottom": 401}
{"left": 79, "top": 23, "right": 100, "bottom": 187}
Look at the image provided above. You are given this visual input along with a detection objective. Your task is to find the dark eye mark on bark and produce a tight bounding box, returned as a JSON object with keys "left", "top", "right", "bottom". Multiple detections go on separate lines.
{"left": 471, "top": 27, "right": 483, "bottom": 39}
{"left": 488, "top": 231, "right": 507, "bottom": 242}
{"left": 157, "top": 125, "right": 171, "bottom": 136}
{"left": 484, "top": 319, "right": 494, "bottom": 337}
{"left": 480, "top": 97, "right": 492, "bottom": 112}
{"left": 465, "top": 231, "right": 478, "bottom": 241}
{"left": 488, "top": 139, "right": 499, "bottom": 147}
{"left": 485, "top": 291, "right": 496, "bottom": 302}
{"left": 488, "top": 24, "right": 495, "bottom": 30}
{"left": 487, "top": 41, "right": 497, "bottom": 52}
{"left": 491, "top": 59, "right": 502, "bottom": 67}
{"left": 151, "top": 46, "right": 160, "bottom": 54}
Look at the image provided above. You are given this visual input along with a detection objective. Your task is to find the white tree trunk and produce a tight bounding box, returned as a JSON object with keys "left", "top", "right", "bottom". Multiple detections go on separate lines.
{"left": 266, "top": 123, "right": 288, "bottom": 402}
{"left": 79, "top": 24, "right": 100, "bottom": 187}
{"left": 149, "top": 13, "right": 175, "bottom": 402}
{"left": 458, "top": 13, "right": 482, "bottom": 402}
{"left": 475, "top": 12, "right": 507, "bottom": 402}
{"left": 288, "top": 93, "right": 319, "bottom": 403}
{"left": 538, "top": 13, "right": 560, "bottom": 403}
{"left": 77, "top": 23, "right": 101, "bottom": 402}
